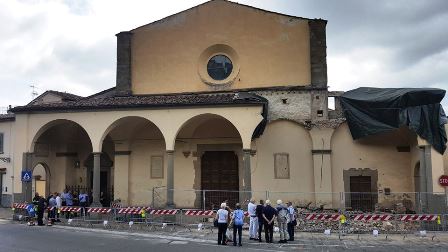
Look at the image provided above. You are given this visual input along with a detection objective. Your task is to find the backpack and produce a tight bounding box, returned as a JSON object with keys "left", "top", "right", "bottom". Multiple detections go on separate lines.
{"left": 278, "top": 207, "right": 289, "bottom": 223}
{"left": 233, "top": 210, "right": 244, "bottom": 226}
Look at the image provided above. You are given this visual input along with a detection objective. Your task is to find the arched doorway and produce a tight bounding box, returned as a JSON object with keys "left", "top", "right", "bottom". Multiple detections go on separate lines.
{"left": 175, "top": 113, "right": 243, "bottom": 209}
{"left": 32, "top": 163, "right": 49, "bottom": 197}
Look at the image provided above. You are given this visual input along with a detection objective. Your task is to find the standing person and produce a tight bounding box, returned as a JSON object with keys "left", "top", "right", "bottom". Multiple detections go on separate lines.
{"left": 47, "top": 193, "right": 57, "bottom": 224}
{"left": 262, "top": 200, "right": 277, "bottom": 243}
{"left": 64, "top": 191, "right": 73, "bottom": 219}
{"left": 276, "top": 200, "right": 289, "bottom": 243}
{"left": 72, "top": 191, "right": 79, "bottom": 217}
{"left": 55, "top": 192, "right": 62, "bottom": 222}
{"left": 224, "top": 200, "right": 233, "bottom": 243}
{"left": 33, "top": 192, "right": 47, "bottom": 226}
{"left": 256, "top": 200, "right": 265, "bottom": 242}
{"left": 232, "top": 203, "right": 244, "bottom": 246}
{"left": 287, "top": 202, "right": 296, "bottom": 241}
{"left": 79, "top": 190, "right": 89, "bottom": 217}
{"left": 61, "top": 189, "right": 67, "bottom": 206}
{"left": 247, "top": 198, "right": 258, "bottom": 240}
{"left": 215, "top": 203, "right": 229, "bottom": 245}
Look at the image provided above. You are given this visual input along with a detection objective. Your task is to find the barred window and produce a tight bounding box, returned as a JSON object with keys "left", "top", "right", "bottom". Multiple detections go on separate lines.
{"left": 274, "top": 153, "right": 289, "bottom": 179}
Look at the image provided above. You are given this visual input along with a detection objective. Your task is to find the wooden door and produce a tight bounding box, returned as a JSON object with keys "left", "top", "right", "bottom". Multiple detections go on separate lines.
{"left": 350, "top": 176, "right": 373, "bottom": 211}
{"left": 201, "top": 151, "right": 239, "bottom": 209}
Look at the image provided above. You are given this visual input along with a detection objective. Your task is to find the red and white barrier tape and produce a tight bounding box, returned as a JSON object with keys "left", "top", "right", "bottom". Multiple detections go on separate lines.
{"left": 400, "top": 214, "right": 438, "bottom": 221}
{"left": 353, "top": 214, "right": 392, "bottom": 221}
{"left": 149, "top": 209, "right": 177, "bottom": 215}
{"left": 87, "top": 207, "right": 112, "bottom": 214}
{"left": 117, "top": 207, "right": 151, "bottom": 214}
{"left": 184, "top": 210, "right": 214, "bottom": 216}
{"left": 60, "top": 207, "right": 81, "bottom": 212}
{"left": 12, "top": 203, "right": 27, "bottom": 209}
{"left": 305, "top": 214, "right": 341, "bottom": 221}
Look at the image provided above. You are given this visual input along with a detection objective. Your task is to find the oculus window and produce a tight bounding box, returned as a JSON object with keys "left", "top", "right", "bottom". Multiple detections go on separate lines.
{"left": 207, "top": 55, "right": 233, "bottom": 80}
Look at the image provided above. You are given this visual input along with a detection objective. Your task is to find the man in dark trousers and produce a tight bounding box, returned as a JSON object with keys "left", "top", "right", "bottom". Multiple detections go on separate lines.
{"left": 262, "top": 200, "right": 277, "bottom": 243}
{"left": 255, "top": 200, "right": 265, "bottom": 242}
{"left": 32, "top": 193, "right": 47, "bottom": 226}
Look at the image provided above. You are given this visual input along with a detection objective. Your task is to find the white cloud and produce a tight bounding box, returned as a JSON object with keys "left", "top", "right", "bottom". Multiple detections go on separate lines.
{"left": 0, "top": 0, "right": 447, "bottom": 109}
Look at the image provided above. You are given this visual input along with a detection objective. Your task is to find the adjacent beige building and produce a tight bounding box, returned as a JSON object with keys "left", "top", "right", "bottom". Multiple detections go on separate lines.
{"left": 1, "top": 0, "right": 446, "bottom": 212}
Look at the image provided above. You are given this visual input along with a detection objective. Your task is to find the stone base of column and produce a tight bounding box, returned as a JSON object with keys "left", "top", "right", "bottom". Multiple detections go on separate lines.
{"left": 90, "top": 201, "right": 102, "bottom": 207}
{"left": 166, "top": 203, "right": 176, "bottom": 209}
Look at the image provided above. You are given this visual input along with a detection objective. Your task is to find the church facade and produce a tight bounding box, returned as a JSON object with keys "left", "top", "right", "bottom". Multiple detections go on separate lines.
{"left": 0, "top": 0, "right": 446, "bottom": 211}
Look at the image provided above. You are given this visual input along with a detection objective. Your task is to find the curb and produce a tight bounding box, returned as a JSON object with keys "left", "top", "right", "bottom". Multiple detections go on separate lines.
{"left": 51, "top": 225, "right": 216, "bottom": 244}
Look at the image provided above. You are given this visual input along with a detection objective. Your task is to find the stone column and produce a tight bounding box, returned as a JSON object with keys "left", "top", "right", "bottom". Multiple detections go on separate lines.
{"left": 166, "top": 150, "right": 175, "bottom": 207}
{"left": 22, "top": 152, "right": 33, "bottom": 203}
{"left": 243, "top": 149, "right": 252, "bottom": 199}
{"left": 114, "top": 146, "right": 131, "bottom": 206}
{"left": 92, "top": 152, "right": 102, "bottom": 207}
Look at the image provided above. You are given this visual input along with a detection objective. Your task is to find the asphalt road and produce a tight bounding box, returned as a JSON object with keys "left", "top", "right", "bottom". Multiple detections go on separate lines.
{"left": 1, "top": 219, "right": 448, "bottom": 252}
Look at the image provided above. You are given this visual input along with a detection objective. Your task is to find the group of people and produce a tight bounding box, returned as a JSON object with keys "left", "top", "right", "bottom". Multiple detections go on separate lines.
{"left": 215, "top": 198, "right": 297, "bottom": 246}
{"left": 27, "top": 190, "right": 90, "bottom": 226}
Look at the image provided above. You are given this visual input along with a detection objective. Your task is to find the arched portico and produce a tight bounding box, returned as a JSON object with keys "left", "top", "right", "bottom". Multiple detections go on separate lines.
{"left": 99, "top": 116, "right": 166, "bottom": 206}
{"left": 24, "top": 119, "right": 93, "bottom": 202}
{"left": 173, "top": 113, "right": 245, "bottom": 208}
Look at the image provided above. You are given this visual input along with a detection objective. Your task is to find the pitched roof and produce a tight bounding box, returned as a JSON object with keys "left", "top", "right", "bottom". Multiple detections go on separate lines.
{"left": 28, "top": 90, "right": 83, "bottom": 106}
{"left": 0, "top": 113, "right": 15, "bottom": 122}
{"left": 129, "top": 0, "right": 323, "bottom": 32}
{"left": 10, "top": 88, "right": 267, "bottom": 113}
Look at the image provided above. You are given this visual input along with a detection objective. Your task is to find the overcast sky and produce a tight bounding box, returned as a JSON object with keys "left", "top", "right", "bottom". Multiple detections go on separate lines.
{"left": 0, "top": 0, "right": 447, "bottom": 111}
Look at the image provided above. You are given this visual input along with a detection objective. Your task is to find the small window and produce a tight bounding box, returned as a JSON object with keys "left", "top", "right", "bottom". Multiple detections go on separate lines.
{"left": 150, "top": 156, "right": 164, "bottom": 179}
{"left": 274, "top": 153, "right": 290, "bottom": 179}
{"left": 0, "top": 133, "right": 3, "bottom": 154}
{"left": 207, "top": 55, "right": 233, "bottom": 80}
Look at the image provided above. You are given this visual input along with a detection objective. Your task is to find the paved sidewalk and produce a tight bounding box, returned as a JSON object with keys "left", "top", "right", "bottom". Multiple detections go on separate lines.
{"left": 3, "top": 207, "right": 448, "bottom": 249}
{"left": 0, "top": 207, "right": 13, "bottom": 220}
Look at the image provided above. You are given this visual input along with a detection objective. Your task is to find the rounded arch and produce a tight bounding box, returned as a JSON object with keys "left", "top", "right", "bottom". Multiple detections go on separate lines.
{"left": 31, "top": 162, "right": 51, "bottom": 197}
{"left": 172, "top": 113, "right": 243, "bottom": 150}
{"left": 253, "top": 119, "right": 314, "bottom": 193}
{"left": 30, "top": 119, "right": 93, "bottom": 153}
{"left": 98, "top": 116, "right": 167, "bottom": 151}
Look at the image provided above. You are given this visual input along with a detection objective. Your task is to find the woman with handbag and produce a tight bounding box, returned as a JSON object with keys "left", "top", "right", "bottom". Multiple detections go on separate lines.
{"left": 215, "top": 202, "right": 229, "bottom": 245}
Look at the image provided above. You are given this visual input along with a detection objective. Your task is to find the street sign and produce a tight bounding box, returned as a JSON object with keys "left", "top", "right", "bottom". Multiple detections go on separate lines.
{"left": 438, "top": 175, "right": 448, "bottom": 186}
{"left": 21, "top": 171, "right": 32, "bottom": 182}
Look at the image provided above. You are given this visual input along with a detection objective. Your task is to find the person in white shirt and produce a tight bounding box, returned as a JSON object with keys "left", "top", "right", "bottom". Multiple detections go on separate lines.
{"left": 247, "top": 198, "right": 258, "bottom": 240}
{"left": 55, "top": 192, "right": 62, "bottom": 222}
{"left": 215, "top": 202, "right": 229, "bottom": 245}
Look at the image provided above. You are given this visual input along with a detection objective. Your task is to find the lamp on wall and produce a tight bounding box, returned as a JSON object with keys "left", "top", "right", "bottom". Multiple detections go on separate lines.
{"left": 179, "top": 140, "right": 191, "bottom": 158}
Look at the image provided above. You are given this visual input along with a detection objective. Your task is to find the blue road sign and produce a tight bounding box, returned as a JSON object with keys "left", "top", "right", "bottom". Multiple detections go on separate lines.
{"left": 21, "top": 171, "right": 32, "bottom": 182}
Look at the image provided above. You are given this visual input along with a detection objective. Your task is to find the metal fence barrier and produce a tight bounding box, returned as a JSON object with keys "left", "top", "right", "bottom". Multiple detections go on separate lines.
{"left": 10, "top": 190, "right": 448, "bottom": 239}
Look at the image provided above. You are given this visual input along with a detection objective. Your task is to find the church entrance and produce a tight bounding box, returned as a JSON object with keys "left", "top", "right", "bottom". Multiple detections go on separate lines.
{"left": 201, "top": 151, "right": 239, "bottom": 209}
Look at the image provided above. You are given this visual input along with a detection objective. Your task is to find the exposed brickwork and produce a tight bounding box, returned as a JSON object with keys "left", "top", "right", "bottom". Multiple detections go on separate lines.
{"left": 254, "top": 90, "right": 311, "bottom": 121}
{"left": 116, "top": 32, "right": 133, "bottom": 96}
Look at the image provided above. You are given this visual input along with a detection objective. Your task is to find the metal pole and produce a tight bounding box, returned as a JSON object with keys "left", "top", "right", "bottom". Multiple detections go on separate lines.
{"left": 202, "top": 190, "right": 206, "bottom": 210}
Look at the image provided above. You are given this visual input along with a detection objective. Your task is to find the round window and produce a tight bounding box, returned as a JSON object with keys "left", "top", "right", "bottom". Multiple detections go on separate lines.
{"left": 207, "top": 55, "right": 233, "bottom": 80}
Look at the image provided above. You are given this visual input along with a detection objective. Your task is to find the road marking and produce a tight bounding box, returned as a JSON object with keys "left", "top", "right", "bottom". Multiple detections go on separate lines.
{"left": 170, "top": 241, "right": 188, "bottom": 245}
